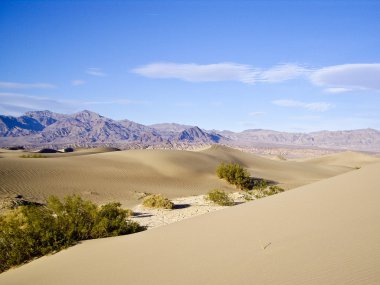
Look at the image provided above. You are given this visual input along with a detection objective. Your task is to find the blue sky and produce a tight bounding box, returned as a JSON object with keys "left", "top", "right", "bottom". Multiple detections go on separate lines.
{"left": 1, "top": 0, "right": 379, "bottom": 132}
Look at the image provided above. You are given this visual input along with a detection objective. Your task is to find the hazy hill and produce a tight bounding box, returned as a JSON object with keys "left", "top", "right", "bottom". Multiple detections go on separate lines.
{"left": 222, "top": 128, "right": 380, "bottom": 152}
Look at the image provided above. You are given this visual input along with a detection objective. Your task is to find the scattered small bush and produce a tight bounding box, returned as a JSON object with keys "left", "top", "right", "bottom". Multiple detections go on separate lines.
{"left": 277, "top": 154, "right": 287, "bottom": 161}
{"left": 142, "top": 194, "right": 174, "bottom": 209}
{"left": 38, "top": 148, "right": 58, "bottom": 153}
{"left": 266, "top": 185, "right": 284, "bottom": 195}
{"left": 206, "top": 189, "right": 234, "bottom": 206}
{"left": 20, "top": 154, "right": 48, "bottom": 158}
{"left": 6, "top": 146, "right": 25, "bottom": 150}
{"left": 0, "top": 195, "right": 144, "bottom": 273}
{"left": 243, "top": 193, "right": 253, "bottom": 201}
{"left": 64, "top": 147, "right": 74, "bottom": 153}
{"left": 248, "top": 185, "right": 285, "bottom": 199}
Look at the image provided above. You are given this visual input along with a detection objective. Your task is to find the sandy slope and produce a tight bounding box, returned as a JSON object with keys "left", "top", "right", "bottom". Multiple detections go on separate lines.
{"left": 1, "top": 161, "right": 379, "bottom": 284}
{"left": 0, "top": 146, "right": 378, "bottom": 207}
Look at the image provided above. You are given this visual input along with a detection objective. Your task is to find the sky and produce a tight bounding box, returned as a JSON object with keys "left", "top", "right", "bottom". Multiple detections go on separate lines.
{"left": 0, "top": 0, "right": 380, "bottom": 132}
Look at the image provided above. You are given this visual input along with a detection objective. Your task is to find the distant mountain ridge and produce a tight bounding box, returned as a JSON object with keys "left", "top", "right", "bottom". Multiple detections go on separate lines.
{"left": 1, "top": 110, "right": 380, "bottom": 152}
{"left": 0, "top": 110, "right": 223, "bottom": 149}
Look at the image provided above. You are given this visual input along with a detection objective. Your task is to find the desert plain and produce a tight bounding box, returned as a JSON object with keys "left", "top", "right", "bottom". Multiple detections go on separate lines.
{"left": 0, "top": 145, "right": 380, "bottom": 284}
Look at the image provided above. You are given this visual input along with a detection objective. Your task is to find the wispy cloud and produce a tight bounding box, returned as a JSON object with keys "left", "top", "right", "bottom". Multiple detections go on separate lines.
{"left": 249, "top": 111, "right": 265, "bottom": 116}
{"left": 82, "top": 99, "right": 151, "bottom": 106}
{"left": 0, "top": 81, "right": 56, "bottom": 89}
{"left": 86, "top": 68, "right": 107, "bottom": 77}
{"left": 323, "top": 87, "right": 352, "bottom": 93}
{"left": 0, "top": 92, "right": 73, "bottom": 115}
{"left": 132, "top": 62, "right": 259, "bottom": 83}
{"left": 0, "top": 93, "right": 147, "bottom": 116}
{"left": 82, "top": 99, "right": 132, "bottom": 105}
{"left": 71, "top": 80, "right": 86, "bottom": 86}
{"left": 258, "top": 64, "right": 310, "bottom": 82}
{"left": 310, "top": 63, "right": 380, "bottom": 91}
{"left": 272, "top": 99, "right": 333, "bottom": 112}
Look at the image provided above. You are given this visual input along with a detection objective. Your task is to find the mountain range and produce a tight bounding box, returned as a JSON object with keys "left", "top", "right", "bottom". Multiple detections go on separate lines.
{"left": 1, "top": 110, "right": 380, "bottom": 152}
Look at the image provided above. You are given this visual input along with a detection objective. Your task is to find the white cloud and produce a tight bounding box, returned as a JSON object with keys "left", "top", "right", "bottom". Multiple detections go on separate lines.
{"left": 86, "top": 68, "right": 107, "bottom": 77}
{"left": 272, "top": 99, "right": 332, "bottom": 112}
{"left": 310, "top": 63, "right": 380, "bottom": 91}
{"left": 132, "top": 62, "right": 380, "bottom": 93}
{"left": 258, "top": 64, "right": 310, "bottom": 82}
{"left": 132, "top": 62, "right": 259, "bottom": 83}
{"left": 249, "top": 111, "right": 265, "bottom": 116}
{"left": 71, "top": 80, "right": 86, "bottom": 86}
{"left": 132, "top": 62, "right": 310, "bottom": 84}
{"left": 0, "top": 81, "right": 56, "bottom": 89}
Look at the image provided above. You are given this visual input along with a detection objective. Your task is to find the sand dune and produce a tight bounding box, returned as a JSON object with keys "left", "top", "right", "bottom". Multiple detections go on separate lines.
{"left": 302, "top": 150, "right": 380, "bottom": 167}
{"left": 0, "top": 146, "right": 378, "bottom": 207}
{"left": 1, "top": 161, "right": 379, "bottom": 284}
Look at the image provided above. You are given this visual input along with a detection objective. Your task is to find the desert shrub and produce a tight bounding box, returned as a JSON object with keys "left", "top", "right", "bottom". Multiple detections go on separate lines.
{"left": 125, "top": 208, "right": 134, "bottom": 217}
{"left": 243, "top": 193, "right": 253, "bottom": 201}
{"left": 91, "top": 203, "right": 140, "bottom": 238}
{"left": 249, "top": 189, "right": 265, "bottom": 199}
{"left": 38, "top": 148, "right": 58, "bottom": 153}
{"left": 20, "top": 154, "right": 47, "bottom": 158}
{"left": 206, "top": 189, "right": 234, "bottom": 206}
{"left": 250, "top": 185, "right": 284, "bottom": 199}
{"left": 266, "top": 185, "right": 284, "bottom": 196}
{"left": 0, "top": 195, "right": 144, "bottom": 273}
{"left": 64, "top": 147, "right": 74, "bottom": 153}
{"left": 6, "top": 146, "right": 25, "bottom": 150}
{"left": 216, "top": 162, "right": 252, "bottom": 190}
{"left": 142, "top": 194, "right": 174, "bottom": 209}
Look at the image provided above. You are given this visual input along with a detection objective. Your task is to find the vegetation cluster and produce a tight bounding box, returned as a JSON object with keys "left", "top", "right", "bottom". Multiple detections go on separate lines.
{"left": 0, "top": 195, "right": 144, "bottom": 273}
{"left": 216, "top": 162, "right": 284, "bottom": 201}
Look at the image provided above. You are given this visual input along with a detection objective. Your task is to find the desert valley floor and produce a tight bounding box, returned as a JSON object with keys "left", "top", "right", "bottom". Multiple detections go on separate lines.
{"left": 0, "top": 146, "right": 380, "bottom": 284}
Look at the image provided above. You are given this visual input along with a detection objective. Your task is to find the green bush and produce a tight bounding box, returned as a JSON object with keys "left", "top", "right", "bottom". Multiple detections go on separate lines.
{"left": 0, "top": 195, "right": 144, "bottom": 273}
{"left": 142, "top": 194, "right": 174, "bottom": 209}
{"left": 206, "top": 189, "right": 234, "bottom": 206}
{"left": 253, "top": 179, "right": 268, "bottom": 191}
{"left": 20, "top": 154, "right": 48, "bottom": 158}
{"left": 216, "top": 162, "right": 252, "bottom": 190}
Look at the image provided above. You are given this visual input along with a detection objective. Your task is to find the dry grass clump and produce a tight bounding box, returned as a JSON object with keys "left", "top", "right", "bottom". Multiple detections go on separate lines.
{"left": 206, "top": 189, "right": 234, "bottom": 206}
{"left": 142, "top": 194, "right": 174, "bottom": 209}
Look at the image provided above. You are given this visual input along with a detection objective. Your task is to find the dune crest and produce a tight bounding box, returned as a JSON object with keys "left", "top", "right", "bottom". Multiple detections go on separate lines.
{"left": 1, "top": 147, "right": 377, "bottom": 206}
